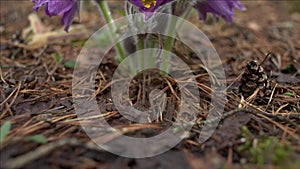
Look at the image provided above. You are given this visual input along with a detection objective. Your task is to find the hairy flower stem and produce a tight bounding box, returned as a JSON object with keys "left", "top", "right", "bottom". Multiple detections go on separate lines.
{"left": 148, "top": 35, "right": 157, "bottom": 67}
{"left": 98, "top": 1, "right": 126, "bottom": 61}
{"left": 160, "top": 5, "right": 193, "bottom": 75}
{"left": 160, "top": 14, "right": 177, "bottom": 75}
{"left": 136, "top": 35, "right": 146, "bottom": 71}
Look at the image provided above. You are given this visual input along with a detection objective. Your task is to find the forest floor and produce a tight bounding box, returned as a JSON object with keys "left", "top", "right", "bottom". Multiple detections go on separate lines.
{"left": 1, "top": 1, "right": 300, "bottom": 169}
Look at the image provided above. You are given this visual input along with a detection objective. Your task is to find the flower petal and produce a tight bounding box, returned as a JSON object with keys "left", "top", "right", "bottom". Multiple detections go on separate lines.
{"left": 46, "top": 0, "right": 74, "bottom": 16}
{"left": 61, "top": 2, "right": 78, "bottom": 32}
{"left": 194, "top": 0, "right": 246, "bottom": 24}
{"left": 32, "top": 0, "right": 49, "bottom": 11}
{"left": 129, "top": 0, "right": 174, "bottom": 19}
{"left": 32, "top": 0, "right": 78, "bottom": 32}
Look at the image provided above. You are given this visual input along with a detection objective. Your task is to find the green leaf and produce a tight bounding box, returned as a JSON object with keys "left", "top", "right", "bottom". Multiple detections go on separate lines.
{"left": 64, "top": 60, "right": 79, "bottom": 69}
{"left": 115, "top": 55, "right": 122, "bottom": 64}
{"left": 54, "top": 52, "right": 64, "bottom": 63}
{"left": 284, "top": 92, "right": 294, "bottom": 97}
{"left": 26, "top": 135, "right": 47, "bottom": 144}
{"left": 114, "top": 9, "right": 126, "bottom": 16}
{"left": 0, "top": 121, "right": 11, "bottom": 142}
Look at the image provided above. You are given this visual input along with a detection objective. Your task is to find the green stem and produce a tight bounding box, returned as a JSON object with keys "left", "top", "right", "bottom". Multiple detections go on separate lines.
{"left": 136, "top": 35, "right": 145, "bottom": 70}
{"left": 148, "top": 34, "right": 156, "bottom": 67}
{"left": 160, "top": 6, "right": 194, "bottom": 75}
{"left": 177, "top": 6, "right": 194, "bottom": 29}
{"left": 98, "top": 1, "right": 126, "bottom": 60}
{"left": 160, "top": 17, "right": 177, "bottom": 75}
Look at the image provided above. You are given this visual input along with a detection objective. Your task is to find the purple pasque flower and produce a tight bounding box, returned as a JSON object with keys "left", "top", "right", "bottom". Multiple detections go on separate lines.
{"left": 129, "top": 0, "right": 174, "bottom": 19}
{"left": 194, "top": 0, "right": 246, "bottom": 24}
{"left": 32, "top": 0, "right": 80, "bottom": 32}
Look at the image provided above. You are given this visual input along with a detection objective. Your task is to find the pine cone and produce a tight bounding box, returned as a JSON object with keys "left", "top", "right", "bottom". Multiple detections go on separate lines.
{"left": 239, "top": 60, "right": 272, "bottom": 98}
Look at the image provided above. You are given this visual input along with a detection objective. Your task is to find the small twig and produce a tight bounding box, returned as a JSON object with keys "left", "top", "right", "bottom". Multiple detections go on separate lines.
{"left": 165, "top": 77, "right": 180, "bottom": 100}
{"left": 0, "top": 82, "right": 20, "bottom": 107}
{"left": 3, "top": 139, "right": 104, "bottom": 169}
{"left": 0, "top": 39, "right": 32, "bottom": 50}
{"left": 225, "top": 71, "right": 244, "bottom": 91}
{"left": 265, "top": 83, "right": 277, "bottom": 112}
{"left": 244, "top": 103, "right": 300, "bottom": 126}
{"left": 274, "top": 103, "right": 289, "bottom": 115}
{"left": 256, "top": 113, "right": 300, "bottom": 141}
{"left": 64, "top": 111, "right": 118, "bottom": 122}
{"left": 0, "top": 81, "right": 21, "bottom": 118}
{"left": 0, "top": 66, "right": 7, "bottom": 84}
{"left": 35, "top": 45, "right": 48, "bottom": 65}
{"left": 177, "top": 108, "right": 300, "bottom": 131}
